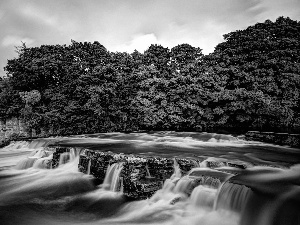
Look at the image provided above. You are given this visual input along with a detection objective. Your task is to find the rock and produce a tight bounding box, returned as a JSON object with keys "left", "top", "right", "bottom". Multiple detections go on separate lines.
{"left": 245, "top": 131, "right": 300, "bottom": 147}
{"left": 51, "top": 147, "right": 71, "bottom": 168}
{"left": 78, "top": 149, "right": 199, "bottom": 199}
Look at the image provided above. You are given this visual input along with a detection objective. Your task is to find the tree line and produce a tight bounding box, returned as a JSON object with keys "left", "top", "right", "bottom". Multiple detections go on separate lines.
{"left": 1, "top": 16, "right": 300, "bottom": 136}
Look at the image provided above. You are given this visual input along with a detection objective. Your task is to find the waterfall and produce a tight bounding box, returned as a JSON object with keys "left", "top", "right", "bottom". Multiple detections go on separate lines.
{"left": 29, "top": 149, "right": 48, "bottom": 158}
{"left": 172, "top": 158, "right": 182, "bottom": 179}
{"left": 157, "top": 159, "right": 183, "bottom": 194}
{"left": 190, "top": 185, "right": 218, "bottom": 209}
{"left": 28, "top": 139, "right": 47, "bottom": 149}
{"left": 1, "top": 141, "right": 30, "bottom": 151}
{"left": 59, "top": 152, "right": 71, "bottom": 165}
{"left": 102, "top": 162, "right": 124, "bottom": 192}
{"left": 24, "top": 138, "right": 57, "bottom": 150}
{"left": 32, "top": 152, "right": 53, "bottom": 169}
{"left": 198, "top": 176, "right": 222, "bottom": 188}
{"left": 15, "top": 150, "right": 50, "bottom": 169}
{"left": 173, "top": 177, "right": 194, "bottom": 194}
{"left": 57, "top": 147, "right": 81, "bottom": 167}
{"left": 166, "top": 168, "right": 234, "bottom": 210}
{"left": 215, "top": 181, "right": 251, "bottom": 213}
{"left": 15, "top": 157, "right": 38, "bottom": 169}
{"left": 87, "top": 159, "right": 91, "bottom": 175}
{"left": 69, "top": 148, "right": 77, "bottom": 161}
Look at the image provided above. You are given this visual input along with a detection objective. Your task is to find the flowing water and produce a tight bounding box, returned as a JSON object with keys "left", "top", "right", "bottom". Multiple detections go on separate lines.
{"left": 0, "top": 132, "right": 300, "bottom": 225}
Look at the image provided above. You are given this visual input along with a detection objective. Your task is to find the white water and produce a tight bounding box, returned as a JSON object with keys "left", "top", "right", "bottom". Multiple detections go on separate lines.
{"left": 0, "top": 132, "right": 299, "bottom": 225}
{"left": 102, "top": 162, "right": 124, "bottom": 192}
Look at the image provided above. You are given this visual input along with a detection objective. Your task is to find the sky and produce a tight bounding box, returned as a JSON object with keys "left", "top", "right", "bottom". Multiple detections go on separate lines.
{"left": 0, "top": 0, "right": 300, "bottom": 77}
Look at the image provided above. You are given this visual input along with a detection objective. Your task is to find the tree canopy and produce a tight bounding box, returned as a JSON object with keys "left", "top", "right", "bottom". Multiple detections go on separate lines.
{"left": 1, "top": 17, "right": 300, "bottom": 135}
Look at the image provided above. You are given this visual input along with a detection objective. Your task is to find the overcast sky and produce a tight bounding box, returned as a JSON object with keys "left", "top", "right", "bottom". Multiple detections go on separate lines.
{"left": 0, "top": 0, "right": 300, "bottom": 77}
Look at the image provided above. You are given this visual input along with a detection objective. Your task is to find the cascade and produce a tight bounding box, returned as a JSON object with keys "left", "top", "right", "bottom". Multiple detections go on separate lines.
{"left": 69, "top": 148, "right": 78, "bottom": 161}
{"left": 32, "top": 152, "right": 53, "bottom": 169}
{"left": 87, "top": 159, "right": 91, "bottom": 175}
{"left": 173, "top": 167, "right": 233, "bottom": 195}
{"left": 27, "top": 139, "right": 55, "bottom": 150}
{"left": 15, "top": 157, "right": 38, "bottom": 169}
{"left": 198, "top": 176, "right": 222, "bottom": 188}
{"left": 161, "top": 177, "right": 180, "bottom": 192}
{"left": 59, "top": 152, "right": 71, "bottom": 165}
{"left": 173, "top": 176, "right": 194, "bottom": 194}
{"left": 102, "top": 162, "right": 124, "bottom": 192}
{"left": 190, "top": 185, "right": 218, "bottom": 209}
{"left": 1, "top": 141, "right": 30, "bottom": 151}
{"left": 15, "top": 149, "right": 51, "bottom": 169}
{"left": 31, "top": 149, "right": 48, "bottom": 158}
{"left": 1, "top": 132, "right": 300, "bottom": 225}
{"left": 215, "top": 181, "right": 251, "bottom": 213}
{"left": 160, "top": 159, "right": 183, "bottom": 192}
{"left": 172, "top": 158, "right": 182, "bottom": 178}
{"left": 27, "top": 140, "right": 39, "bottom": 149}
{"left": 28, "top": 140, "right": 44, "bottom": 149}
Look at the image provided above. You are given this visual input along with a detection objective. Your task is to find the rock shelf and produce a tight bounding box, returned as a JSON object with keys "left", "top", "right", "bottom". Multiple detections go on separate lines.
{"left": 245, "top": 131, "right": 300, "bottom": 147}
{"left": 78, "top": 149, "right": 199, "bottom": 199}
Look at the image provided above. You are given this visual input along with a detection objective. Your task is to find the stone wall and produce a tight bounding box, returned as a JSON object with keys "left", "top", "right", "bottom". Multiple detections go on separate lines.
{"left": 245, "top": 131, "right": 300, "bottom": 148}
{"left": 0, "top": 118, "right": 30, "bottom": 145}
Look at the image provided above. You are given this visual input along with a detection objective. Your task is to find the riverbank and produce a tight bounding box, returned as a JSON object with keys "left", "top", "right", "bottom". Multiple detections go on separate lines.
{"left": 245, "top": 131, "right": 300, "bottom": 148}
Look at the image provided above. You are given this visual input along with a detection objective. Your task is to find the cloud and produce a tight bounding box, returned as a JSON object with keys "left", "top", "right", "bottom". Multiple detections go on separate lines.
{"left": 254, "top": 0, "right": 300, "bottom": 21}
{"left": 20, "top": 4, "right": 58, "bottom": 27}
{"left": 0, "top": 9, "right": 4, "bottom": 20}
{"left": 112, "top": 33, "right": 158, "bottom": 53}
{"left": 0, "top": 0, "right": 299, "bottom": 77}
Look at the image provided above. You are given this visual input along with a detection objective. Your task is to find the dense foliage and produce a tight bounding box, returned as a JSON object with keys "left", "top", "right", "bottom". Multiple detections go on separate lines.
{"left": 1, "top": 17, "right": 300, "bottom": 135}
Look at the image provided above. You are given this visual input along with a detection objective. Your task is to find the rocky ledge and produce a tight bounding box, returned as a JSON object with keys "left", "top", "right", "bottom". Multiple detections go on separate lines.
{"left": 78, "top": 149, "right": 199, "bottom": 199}
{"left": 245, "top": 131, "right": 300, "bottom": 147}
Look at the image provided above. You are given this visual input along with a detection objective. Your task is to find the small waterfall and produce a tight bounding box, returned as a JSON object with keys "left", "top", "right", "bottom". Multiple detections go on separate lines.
{"left": 15, "top": 150, "right": 49, "bottom": 169}
{"left": 59, "top": 152, "right": 71, "bottom": 165}
{"left": 198, "top": 176, "right": 222, "bottom": 188}
{"left": 172, "top": 167, "right": 233, "bottom": 196}
{"left": 173, "top": 177, "right": 194, "bottom": 194}
{"left": 56, "top": 147, "right": 81, "bottom": 167}
{"left": 32, "top": 158, "right": 51, "bottom": 169}
{"left": 215, "top": 182, "right": 251, "bottom": 213}
{"left": 26, "top": 138, "right": 55, "bottom": 150}
{"left": 168, "top": 168, "right": 234, "bottom": 209}
{"left": 31, "top": 149, "right": 48, "bottom": 158}
{"left": 161, "top": 177, "right": 180, "bottom": 192}
{"left": 190, "top": 185, "right": 218, "bottom": 209}
{"left": 172, "top": 158, "right": 182, "bottom": 179}
{"left": 28, "top": 140, "right": 45, "bottom": 149}
{"left": 87, "top": 159, "right": 91, "bottom": 175}
{"left": 69, "top": 148, "right": 77, "bottom": 161}
{"left": 157, "top": 160, "right": 183, "bottom": 194}
{"left": 102, "top": 162, "right": 124, "bottom": 192}
{"left": 1, "top": 141, "right": 30, "bottom": 151}
{"left": 32, "top": 153, "right": 53, "bottom": 169}
{"left": 15, "top": 157, "right": 38, "bottom": 169}
{"left": 13, "top": 147, "right": 54, "bottom": 169}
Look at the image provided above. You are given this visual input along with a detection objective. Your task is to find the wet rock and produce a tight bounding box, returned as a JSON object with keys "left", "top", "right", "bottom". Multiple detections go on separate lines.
{"left": 78, "top": 150, "right": 199, "bottom": 199}
{"left": 51, "top": 147, "right": 71, "bottom": 168}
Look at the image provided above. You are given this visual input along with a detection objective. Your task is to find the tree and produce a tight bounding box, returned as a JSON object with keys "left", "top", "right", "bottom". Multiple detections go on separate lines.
{"left": 205, "top": 17, "right": 300, "bottom": 131}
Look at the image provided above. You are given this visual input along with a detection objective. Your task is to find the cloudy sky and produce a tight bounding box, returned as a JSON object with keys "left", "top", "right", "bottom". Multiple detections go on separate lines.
{"left": 0, "top": 0, "right": 300, "bottom": 77}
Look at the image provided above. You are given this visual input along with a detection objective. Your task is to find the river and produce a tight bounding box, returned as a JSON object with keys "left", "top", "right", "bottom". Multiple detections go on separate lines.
{"left": 0, "top": 132, "right": 299, "bottom": 225}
